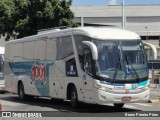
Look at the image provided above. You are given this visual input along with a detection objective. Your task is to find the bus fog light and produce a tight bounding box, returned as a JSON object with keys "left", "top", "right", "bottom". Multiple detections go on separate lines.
{"left": 100, "top": 95, "right": 107, "bottom": 100}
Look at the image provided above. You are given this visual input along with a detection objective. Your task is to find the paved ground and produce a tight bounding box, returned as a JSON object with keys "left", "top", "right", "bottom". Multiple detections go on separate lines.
{"left": 1, "top": 93, "right": 160, "bottom": 112}
{"left": 0, "top": 95, "right": 160, "bottom": 120}
{"left": 0, "top": 84, "right": 160, "bottom": 119}
{"left": 149, "top": 84, "right": 160, "bottom": 102}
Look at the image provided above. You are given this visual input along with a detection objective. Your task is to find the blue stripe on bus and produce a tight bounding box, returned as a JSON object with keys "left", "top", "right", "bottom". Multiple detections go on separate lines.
{"left": 9, "top": 61, "right": 54, "bottom": 96}
{"left": 100, "top": 80, "right": 148, "bottom": 87}
{"left": 139, "top": 80, "right": 148, "bottom": 86}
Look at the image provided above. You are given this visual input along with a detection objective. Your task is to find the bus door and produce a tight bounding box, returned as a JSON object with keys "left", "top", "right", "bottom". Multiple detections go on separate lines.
{"left": 82, "top": 48, "right": 94, "bottom": 103}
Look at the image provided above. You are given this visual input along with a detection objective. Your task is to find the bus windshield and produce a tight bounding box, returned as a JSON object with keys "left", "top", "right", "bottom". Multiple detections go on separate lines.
{"left": 93, "top": 39, "right": 148, "bottom": 82}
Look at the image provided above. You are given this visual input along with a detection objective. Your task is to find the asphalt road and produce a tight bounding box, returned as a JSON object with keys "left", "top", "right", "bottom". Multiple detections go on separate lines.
{"left": 1, "top": 93, "right": 160, "bottom": 120}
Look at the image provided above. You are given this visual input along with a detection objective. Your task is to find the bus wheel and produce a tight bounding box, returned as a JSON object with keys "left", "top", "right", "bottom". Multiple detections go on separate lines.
{"left": 18, "top": 83, "right": 26, "bottom": 100}
{"left": 51, "top": 98, "right": 63, "bottom": 104}
{"left": 0, "top": 91, "right": 5, "bottom": 94}
{"left": 70, "top": 86, "right": 79, "bottom": 108}
{"left": 114, "top": 103, "right": 124, "bottom": 109}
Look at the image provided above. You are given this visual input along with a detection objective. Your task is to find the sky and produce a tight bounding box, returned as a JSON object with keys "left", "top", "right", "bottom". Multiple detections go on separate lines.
{"left": 72, "top": 0, "right": 160, "bottom": 6}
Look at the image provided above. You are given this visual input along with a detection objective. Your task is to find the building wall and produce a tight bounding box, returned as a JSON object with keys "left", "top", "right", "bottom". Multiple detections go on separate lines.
{"left": 0, "top": 36, "right": 5, "bottom": 47}
{"left": 71, "top": 5, "right": 160, "bottom": 60}
{"left": 71, "top": 5, "right": 160, "bottom": 36}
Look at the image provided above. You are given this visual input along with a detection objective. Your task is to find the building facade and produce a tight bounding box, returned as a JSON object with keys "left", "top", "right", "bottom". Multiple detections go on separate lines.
{"left": 71, "top": 4, "right": 160, "bottom": 37}
{"left": 71, "top": 4, "right": 160, "bottom": 60}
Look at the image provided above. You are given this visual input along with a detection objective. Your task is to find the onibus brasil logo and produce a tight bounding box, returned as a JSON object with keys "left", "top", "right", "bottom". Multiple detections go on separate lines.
{"left": 31, "top": 64, "right": 46, "bottom": 82}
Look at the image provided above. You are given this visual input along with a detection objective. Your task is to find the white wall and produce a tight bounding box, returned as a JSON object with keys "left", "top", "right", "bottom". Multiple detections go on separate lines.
{"left": 71, "top": 5, "right": 160, "bottom": 36}
{"left": 0, "top": 36, "right": 6, "bottom": 47}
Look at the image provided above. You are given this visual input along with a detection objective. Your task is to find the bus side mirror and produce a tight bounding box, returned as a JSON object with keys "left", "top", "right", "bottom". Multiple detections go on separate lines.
{"left": 143, "top": 42, "right": 157, "bottom": 60}
{"left": 82, "top": 41, "right": 98, "bottom": 60}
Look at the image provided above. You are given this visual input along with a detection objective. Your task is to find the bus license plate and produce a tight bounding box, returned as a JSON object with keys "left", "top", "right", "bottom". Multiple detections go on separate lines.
{"left": 122, "top": 96, "right": 131, "bottom": 101}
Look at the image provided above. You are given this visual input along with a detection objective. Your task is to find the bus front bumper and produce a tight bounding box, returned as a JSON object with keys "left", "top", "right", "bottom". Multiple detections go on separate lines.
{"left": 95, "top": 89, "right": 149, "bottom": 104}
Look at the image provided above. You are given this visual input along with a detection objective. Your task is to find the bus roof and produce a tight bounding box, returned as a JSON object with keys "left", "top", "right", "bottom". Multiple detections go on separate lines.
{"left": 7, "top": 27, "right": 140, "bottom": 44}
{"left": 73, "top": 27, "right": 140, "bottom": 40}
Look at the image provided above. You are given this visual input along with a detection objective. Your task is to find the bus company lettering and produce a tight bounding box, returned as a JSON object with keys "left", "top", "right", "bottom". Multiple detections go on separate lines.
{"left": 32, "top": 64, "right": 46, "bottom": 81}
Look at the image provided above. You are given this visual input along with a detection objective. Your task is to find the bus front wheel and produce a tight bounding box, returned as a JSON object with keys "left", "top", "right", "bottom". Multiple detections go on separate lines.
{"left": 70, "top": 86, "right": 79, "bottom": 108}
{"left": 114, "top": 103, "right": 124, "bottom": 109}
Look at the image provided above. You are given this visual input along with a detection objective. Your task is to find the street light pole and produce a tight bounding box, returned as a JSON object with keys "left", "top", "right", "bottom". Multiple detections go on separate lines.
{"left": 81, "top": 16, "right": 84, "bottom": 27}
{"left": 145, "top": 26, "right": 148, "bottom": 40}
{"left": 122, "top": 0, "right": 125, "bottom": 29}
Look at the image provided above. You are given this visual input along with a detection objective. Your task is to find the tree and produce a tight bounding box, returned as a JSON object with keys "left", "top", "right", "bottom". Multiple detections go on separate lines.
{"left": 0, "top": 0, "right": 77, "bottom": 40}
{"left": 0, "top": 0, "right": 15, "bottom": 39}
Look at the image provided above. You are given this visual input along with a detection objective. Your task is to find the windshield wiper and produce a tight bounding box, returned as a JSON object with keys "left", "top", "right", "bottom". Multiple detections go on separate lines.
{"left": 112, "top": 53, "right": 122, "bottom": 83}
{"left": 125, "top": 52, "right": 140, "bottom": 82}
{"left": 112, "top": 43, "right": 124, "bottom": 83}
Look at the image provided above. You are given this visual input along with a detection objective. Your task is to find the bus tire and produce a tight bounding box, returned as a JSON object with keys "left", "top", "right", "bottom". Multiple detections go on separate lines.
{"left": 0, "top": 91, "right": 5, "bottom": 94}
{"left": 26, "top": 95, "right": 34, "bottom": 100}
{"left": 114, "top": 103, "right": 124, "bottom": 109}
{"left": 51, "top": 98, "right": 63, "bottom": 104}
{"left": 70, "top": 85, "right": 79, "bottom": 108}
{"left": 18, "top": 83, "right": 26, "bottom": 100}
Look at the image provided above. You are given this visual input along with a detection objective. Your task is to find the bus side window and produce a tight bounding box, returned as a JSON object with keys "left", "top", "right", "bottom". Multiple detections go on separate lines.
{"left": 66, "top": 58, "right": 78, "bottom": 77}
{"left": 83, "top": 49, "right": 93, "bottom": 76}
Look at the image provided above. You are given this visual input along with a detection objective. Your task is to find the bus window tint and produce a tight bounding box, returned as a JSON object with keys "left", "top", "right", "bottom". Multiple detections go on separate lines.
{"left": 59, "top": 36, "right": 74, "bottom": 59}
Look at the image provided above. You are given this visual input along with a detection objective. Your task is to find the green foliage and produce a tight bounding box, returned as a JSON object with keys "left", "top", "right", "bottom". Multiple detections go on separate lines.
{"left": 0, "top": 0, "right": 78, "bottom": 40}
{"left": 0, "top": 0, "right": 15, "bottom": 39}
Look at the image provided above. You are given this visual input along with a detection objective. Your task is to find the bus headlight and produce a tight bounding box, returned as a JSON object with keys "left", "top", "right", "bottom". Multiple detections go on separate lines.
{"left": 140, "top": 85, "right": 149, "bottom": 91}
{"left": 93, "top": 82, "right": 112, "bottom": 91}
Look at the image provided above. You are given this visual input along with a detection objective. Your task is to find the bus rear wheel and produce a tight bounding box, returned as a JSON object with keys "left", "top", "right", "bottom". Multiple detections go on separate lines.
{"left": 70, "top": 86, "right": 79, "bottom": 108}
{"left": 0, "top": 91, "right": 5, "bottom": 94}
{"left": 18, "top": 83, "right": 26, "bottom": 100}
{"left": 114, "top": 103, "right": 124, "bottom": 109}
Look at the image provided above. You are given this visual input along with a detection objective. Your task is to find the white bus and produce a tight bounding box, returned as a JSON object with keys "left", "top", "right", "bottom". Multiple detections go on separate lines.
{"left": 0, "top": 47, "right": 5, "bottom": 93}
{"left": 4, "top": 27, "right": 157, "bottom": 108}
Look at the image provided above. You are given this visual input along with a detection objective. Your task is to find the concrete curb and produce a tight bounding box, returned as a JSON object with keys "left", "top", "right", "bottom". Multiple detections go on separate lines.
{"left": 148, "top": 99, "right": 160, "bottom": 103}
